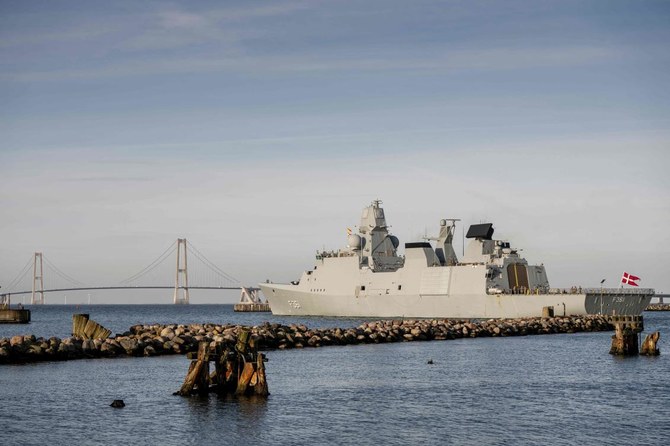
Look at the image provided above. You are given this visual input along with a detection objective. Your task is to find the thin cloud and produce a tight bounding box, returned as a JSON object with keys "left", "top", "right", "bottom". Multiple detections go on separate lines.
{"left": 121, "top": 10, "right": 233, "bottom": 52}
{"left": 158, "top": 11, "right": 207, "bottom": 29}
{"left": 115, "top": 1, "right": 320, "bottom": 52}
{"left": 2, "top": 44, "right": 628, "bottom": 82}
{"left": 0, "top": 22, "right": 118, "bottom": 49}
{"left": 0, "top": 1, "right": 316, "bottom": 53}
{"left": 61, "top": 176, "right": 155, "bottom": 183}
{"left": 206, "top": 1, "right": 318, "bottom": 21}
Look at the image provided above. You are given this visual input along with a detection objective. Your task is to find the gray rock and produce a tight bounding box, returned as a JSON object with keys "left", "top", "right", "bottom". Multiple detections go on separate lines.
{"left": 144, "top": 345, "right": 157, "bottom": 356}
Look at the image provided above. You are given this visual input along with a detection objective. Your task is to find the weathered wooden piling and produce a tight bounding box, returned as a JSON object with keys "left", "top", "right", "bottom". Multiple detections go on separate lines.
{"left": 640, "top": 331, "right": 661, "bottom": 356}
{"left": 233, "top": 303, "right": 271, "bottom": 312}
{"left": 609, "top": 325, "right": 638, "bottom": 356}
{"left": 72, "top": 314, "right": 89, "bottom": 335}
{"left": 72, "top": 314, "right": 111, "bottom": 339}
{"left": 175, "top": 342, "right": 211, "bottom": 396}
{"left": 608, "top": 315, "right": 643, "bottom": 356}
{"left": 175, "top": 329, "right": 269, "bottom": 397}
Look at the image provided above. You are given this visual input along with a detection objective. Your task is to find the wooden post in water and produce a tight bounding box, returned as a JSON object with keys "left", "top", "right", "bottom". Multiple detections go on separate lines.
{"left": 176, "top": 342, "right": 210, "bottom": 396}
{"left": 609, "top": 315, "right": 643, "bottom": 356}
{"left": 641, "top": 332, "right": 661, "bottom": 356}
{"left": 609, "top": 324, "right": 638, "bottom": 356}
{"left": 175, "top": 330, "right": 269, "bottom": 397}
{"left": 72, "top": 314, "right": 111, "bottom": 339}
{"left": 72, "top": 314, "right": 89, "bottom": 336}
{"left": 254, "top": 350, "right": 269, "bottom": 396}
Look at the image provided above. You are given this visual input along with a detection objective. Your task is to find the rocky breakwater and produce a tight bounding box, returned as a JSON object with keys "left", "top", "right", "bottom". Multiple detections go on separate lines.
{"left": 0, "top": 325, "right": 204, "bottom": 364}
{"left": 0, "top": 315, "right": 614, "bottom": 365}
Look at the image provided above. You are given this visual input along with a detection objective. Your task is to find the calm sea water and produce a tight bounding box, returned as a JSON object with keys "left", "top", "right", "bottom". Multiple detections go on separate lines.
{"left": 0, "top": 304, "right": 370, "bottom": 339}
{"left": 1, "top": 306, "right": 669, "bottom": 445}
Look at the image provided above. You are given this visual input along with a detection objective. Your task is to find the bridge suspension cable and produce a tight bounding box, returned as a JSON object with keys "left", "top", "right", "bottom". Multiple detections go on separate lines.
{"left": 118, "top": 241, "right": 177, "bottom": 285}
{"left": 4, "top": 256, "right": 33, "bottom": 292}
{"left": 1, "top": 239, "right": 247, "bottom": 304}
{"left": 187, "top": 241, "right": 240, "bottom": 284}
{"left": 42, "top": 255, "right": 87, "bottom": 287}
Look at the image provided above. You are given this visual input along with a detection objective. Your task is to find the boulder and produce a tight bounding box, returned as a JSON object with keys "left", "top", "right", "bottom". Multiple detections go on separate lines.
{"left": 10, "top": 335, "right": 24, "bottom": 348}
{"left": 81, "top": 339, "right": 96, "bottom": 352}
{"left": 144, "top": 345, "right": 157, "bottom": 356}
{"left": 160, "top": 327, "right": 174, "bottom": 339}
{"left": 118, "top": 337, "right": 140, "bottom": 355}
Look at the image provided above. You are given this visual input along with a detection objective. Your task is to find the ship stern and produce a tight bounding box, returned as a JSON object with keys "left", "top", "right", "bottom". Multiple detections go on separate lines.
{"left": 584, "top": 288, "right": 654, "bottom": 315}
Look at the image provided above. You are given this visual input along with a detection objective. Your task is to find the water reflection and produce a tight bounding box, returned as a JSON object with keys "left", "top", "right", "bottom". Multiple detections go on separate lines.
{"left": 180, "top": 392, "right": 269, "bottom": 440}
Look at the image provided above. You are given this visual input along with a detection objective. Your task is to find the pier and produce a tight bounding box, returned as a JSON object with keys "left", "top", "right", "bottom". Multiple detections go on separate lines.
{"left": 0, "top": 295, "right": 30, "bottom": 324}
{"left": 233, "top": 303, "right": 271, "bottom": 312}
{"left": 0, "top": 308, "right": 31, "bottom": 324}
{"left": 646, "top": 294, "right": 670, "bottom": 311}
{"left": 233, "top": 287, "right": 271, "bottom": 312}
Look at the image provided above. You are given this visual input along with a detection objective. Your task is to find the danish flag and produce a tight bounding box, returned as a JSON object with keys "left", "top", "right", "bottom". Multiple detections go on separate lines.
{"left": 621, "top": 272, "right": 641, "bottom": 287}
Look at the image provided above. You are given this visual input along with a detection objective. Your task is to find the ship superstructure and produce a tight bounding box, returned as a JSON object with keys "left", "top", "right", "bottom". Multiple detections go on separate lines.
{"left": 260, "top": 201, "right": 652, "bottom": 318}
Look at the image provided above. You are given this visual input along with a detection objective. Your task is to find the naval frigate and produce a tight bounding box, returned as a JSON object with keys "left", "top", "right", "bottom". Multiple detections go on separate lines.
{"left": 259, "top": 201, "right": 653, "bottom": 318}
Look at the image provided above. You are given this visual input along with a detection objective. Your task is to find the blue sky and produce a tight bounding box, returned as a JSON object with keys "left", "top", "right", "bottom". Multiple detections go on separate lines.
{"left": 1, "top": 0, "right": 669, "bottom": 303}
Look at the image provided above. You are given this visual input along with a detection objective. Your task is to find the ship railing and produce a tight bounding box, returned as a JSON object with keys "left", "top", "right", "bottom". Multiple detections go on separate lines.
{"left": 490, "top": 287, "right": 655, "bottom": 296}
{"left": 316, "top": 250, "right": 358, "bottom": 260}
{"left": 581, "top": 287, "right": 655, "bottom": 295}
{"left": 545, "top": 287, "right": 654, "bottom": 295}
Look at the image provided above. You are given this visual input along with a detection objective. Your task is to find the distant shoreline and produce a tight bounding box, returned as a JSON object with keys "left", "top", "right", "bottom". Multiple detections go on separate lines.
{"left": 645, "top": 304, "right": 670, "bottom": 311}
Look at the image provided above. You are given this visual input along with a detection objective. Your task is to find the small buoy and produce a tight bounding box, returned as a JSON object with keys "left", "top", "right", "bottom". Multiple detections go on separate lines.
{"left": 110, "top": 399, "right": 125, "bottom": 408}
{"left": 427, "top": 359, "right": 434, "bottom": 365}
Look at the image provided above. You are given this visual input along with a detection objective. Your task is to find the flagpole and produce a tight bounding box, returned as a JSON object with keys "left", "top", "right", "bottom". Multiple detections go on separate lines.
{"left": 620, "top": 271, "right": 624, "bottom": 289}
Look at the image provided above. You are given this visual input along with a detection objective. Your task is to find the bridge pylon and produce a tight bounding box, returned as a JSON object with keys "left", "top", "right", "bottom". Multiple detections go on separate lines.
{"left": 32, "top": 252, "right": 45, "bottom": 305}
{"left": 173, "top": 239, "right": 190, "bottom": 305}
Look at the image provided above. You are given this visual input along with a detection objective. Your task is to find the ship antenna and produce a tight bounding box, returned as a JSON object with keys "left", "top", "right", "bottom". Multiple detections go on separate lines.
{"left": 462, "top": 224, "right": 464, "bottom": 256}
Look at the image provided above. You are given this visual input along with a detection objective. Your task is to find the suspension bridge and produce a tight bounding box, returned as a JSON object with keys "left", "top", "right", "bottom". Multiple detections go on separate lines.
{"left": 0, "top": 239, "right": 264, "bottom": 306}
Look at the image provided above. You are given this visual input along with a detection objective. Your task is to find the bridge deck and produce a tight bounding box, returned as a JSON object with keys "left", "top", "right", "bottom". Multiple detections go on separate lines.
{"left": 0, "top": 286, "right": 243, "bottom": 298}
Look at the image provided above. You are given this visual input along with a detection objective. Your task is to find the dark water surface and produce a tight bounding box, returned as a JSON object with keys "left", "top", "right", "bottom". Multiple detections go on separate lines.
{"left": 0, "top": 304, "right": 369, "bottom": 339}
{"left": 1, "top": 306, "right": 669, "bottom": 445}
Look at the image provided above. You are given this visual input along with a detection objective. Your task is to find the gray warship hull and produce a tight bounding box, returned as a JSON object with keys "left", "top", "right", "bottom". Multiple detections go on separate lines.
{"left": 260, "top": 284, "right": 652, "bottom": 319}
{"left": 260, "top": 201, "right": 653, "bottom": 318}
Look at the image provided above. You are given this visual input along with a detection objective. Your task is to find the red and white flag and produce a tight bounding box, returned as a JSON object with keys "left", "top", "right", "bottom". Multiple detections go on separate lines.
{"left": 621, "top": 272, "right": 641, "bottom": 287}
